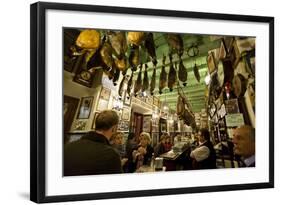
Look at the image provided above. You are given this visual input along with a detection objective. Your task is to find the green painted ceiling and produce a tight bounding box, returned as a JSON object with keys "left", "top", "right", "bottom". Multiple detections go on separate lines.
{"left": 127, "top": 32, "right": 221, "bottom": 113}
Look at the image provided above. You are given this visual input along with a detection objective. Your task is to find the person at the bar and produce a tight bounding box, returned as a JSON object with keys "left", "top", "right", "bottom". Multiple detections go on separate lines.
{"left": 132, "top": 132, "right": 154, "bottom": 170}
{"left": 232, "top": 125, "right": 255, "bottom": 167}
{"left": 154, "top": 135, "right": 166, "bottom": 157}
{"left": 111, "top": 132, "right": 128, "bottom": 170}
{"left": 64, "top": 110, "right": 122, "bottom": 176}
{"left": 190, "top": 128, "right": 216, "bottom": 169}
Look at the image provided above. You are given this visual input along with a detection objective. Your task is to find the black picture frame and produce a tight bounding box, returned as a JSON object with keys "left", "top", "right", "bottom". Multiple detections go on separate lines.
{"left": 76, "top": 96, "right": 94, "bottom": 119}
{"left": 30, "top": 2, "right": 274, "bottom": 203}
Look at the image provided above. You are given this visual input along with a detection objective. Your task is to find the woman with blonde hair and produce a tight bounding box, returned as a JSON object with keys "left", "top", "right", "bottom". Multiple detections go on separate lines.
{"left": 132, "top": 132, "right": 154, "bottom": 170}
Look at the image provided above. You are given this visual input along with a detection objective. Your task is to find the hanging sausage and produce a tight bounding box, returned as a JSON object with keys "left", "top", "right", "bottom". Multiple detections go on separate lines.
{"left": 193, "top": 63, "right": 200, "bottom": 83}
{"left": 150, "top": 66, "right": 156, "bottom": 95}
{"left": 144, "top": 32, "right": 157, "bottom": 66}
{"left": 142, "top": 64, "right": 149, "bottom": 92}
{"left": 178, "top": 57, "right": 188, "bottom": 86}
{"left": 168, "top": 54, "right": 177, "bottom": 92}
{"left": 118, "top": 74, "right": 127, "bottom": 97}
{"left": 159, "top": 55, "right": 167, "bottom": 94}
{"left": 127, "top": 71, "right": 134, "bottom": 97}
{"left": 129, "top": 45, "right": 140, "bottom": 71}
{"left": 112, "top": 65, "right": 120, "bottom": 86}
{"left": 134, "top": 64, "right": 143, "bottom": 96}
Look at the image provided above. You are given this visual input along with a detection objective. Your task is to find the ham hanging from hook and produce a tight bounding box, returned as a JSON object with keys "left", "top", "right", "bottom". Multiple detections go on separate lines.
{"left": 178, "top": 57, "right": 188, "bottom": 86}
{"left": 118, "top": 73, "right": 127, "bottom": 97}
{"left": 142, "top": 64, "right": 149, "bottom": 92}
{"left": 129, "top": 44, "right": 140, "bottom": 71}
{"left": 144, "top": 32, "right": 157, "bottom": 66}
{"left": 150, "top": 65, "right": 156, "bottom": 95}
{"left": 108, "top": 31, "right": 127, "bottom": 59}
{"left": 127, "top": 71, "right": 134, "bottom": 97}
{"left": 168, "top": 54, "right": 177, "bottom": 92}
{"left": 112, "top": 64, "right": 120, "bottom": 86}
{"left": 166, "top": 33, "right": 184, "bottom": 57}
{"left": 193, "top": 63, "right": 200, "bottom": 82}
{"left": 134, "top": 64, "right": 143, "bottom": 96}
{"left": 159, "top": 55, "right": 167, "bottom": 94}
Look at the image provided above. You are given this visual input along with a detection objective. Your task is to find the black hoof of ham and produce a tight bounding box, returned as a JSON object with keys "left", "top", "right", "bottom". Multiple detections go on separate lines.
{"left": 183, "top": 83, "right": 187, "bottom": 86}
{"left": 170, "top": 88, "right": 173, "bottom": 92}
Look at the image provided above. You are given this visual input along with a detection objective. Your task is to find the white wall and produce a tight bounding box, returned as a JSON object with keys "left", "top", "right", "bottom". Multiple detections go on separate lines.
{"left": 0, "top": 0, "right": 279, "bottom": 205}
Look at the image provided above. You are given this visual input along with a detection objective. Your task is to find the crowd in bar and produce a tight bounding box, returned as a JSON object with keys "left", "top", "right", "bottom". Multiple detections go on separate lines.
{"left": 63, "top": 29, "right": 256, "bottom": 176}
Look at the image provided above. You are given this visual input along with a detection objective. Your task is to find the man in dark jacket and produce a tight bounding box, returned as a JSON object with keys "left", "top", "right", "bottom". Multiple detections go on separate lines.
{"left": 64, "top": 110, "right": 122, "bottom": 176}
{"left": 190, "top": 128, "right": 216, "bottom": 169}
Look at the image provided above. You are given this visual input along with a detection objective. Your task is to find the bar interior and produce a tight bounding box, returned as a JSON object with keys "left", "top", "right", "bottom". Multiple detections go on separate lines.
{"left": 63, "top": 28, "right": 256, "bottom": 176}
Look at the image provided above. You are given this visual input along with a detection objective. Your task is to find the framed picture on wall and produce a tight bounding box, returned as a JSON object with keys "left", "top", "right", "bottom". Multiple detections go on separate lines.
{"left": 99, "top": 87, "right": 111, "bottom": 101}
{"left": 122, "top": 107, "right": 130, "bottom": 121}
{"left": 91, "top": 112, "right": 100, "bottom": 129}
{"left": 77, "top": 96, "right": 94, "bottom": 119}
{"left": 31, "top": 2, "right": 274, "bottom": 203}
{"left": 96, "top": 99, "right": 109, "bottom": 111}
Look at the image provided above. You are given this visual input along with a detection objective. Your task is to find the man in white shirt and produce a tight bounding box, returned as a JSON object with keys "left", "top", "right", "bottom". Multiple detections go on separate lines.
{"left": 190, "top": 128, "right": 216, "bottom": 169}
{"left": 232, "top": 125, "right": 255, "bottom": 167}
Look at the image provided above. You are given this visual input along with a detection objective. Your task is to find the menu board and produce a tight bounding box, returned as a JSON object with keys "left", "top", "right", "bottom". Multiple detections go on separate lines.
{"left": 225, "top": 113, "right": 244, "bottom": 127}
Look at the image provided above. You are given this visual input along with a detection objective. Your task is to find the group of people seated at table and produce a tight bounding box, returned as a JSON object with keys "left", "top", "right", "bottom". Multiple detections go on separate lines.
{"left": 64, "top": 110, "right": 255, "bottom": 176}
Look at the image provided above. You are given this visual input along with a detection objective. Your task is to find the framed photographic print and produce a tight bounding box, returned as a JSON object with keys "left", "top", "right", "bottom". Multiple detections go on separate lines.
{"left": 31, "top": 2, "right": 274, "bottom": 203}
{"left": 91, "top": 112, "right": 100, "bottom": 130}
{"left": 77, "top": 96, "right": 93, "bottom": 119}
{"left": 96, "top": 98, "right": 109, "bottom": 111}
{"left": 121, "top": 107, "right": 131, "bottom": 121}
{"left": 100, "top": 87, "right": 111, "bottom": 101}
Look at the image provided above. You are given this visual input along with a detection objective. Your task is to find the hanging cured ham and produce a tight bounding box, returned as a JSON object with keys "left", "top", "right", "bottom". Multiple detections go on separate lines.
{"left": 168, "top": 54, "right": 177, "bottom": 92}
{"left": 144, "top": 32, "right": 157, "bottom": 66}
{"left": 142, "top": 64, "right": 149, "bottom": 92}
{"left": 118, "top": 74, "right": 127, "bottom": 97}
{"left": 112, "top": 66, "right": 120, "bottom": 86}
{"left": 178, "top": 57, "right": 188, "bottom": 86}
{"left": 134, "top": 64, "right": 143, "bottom": 96}
{"left": 108, "top": 31, "right": 127, "bottom": 59}
{"left": 167, "top": 34, "right": 184, "bottom": 57}
{"left": 159, "top": 55, "right": 167, "bottom": 94}
{"left": 127, "top": 32, "right": 146, "bottom": 46}
{"left": 76, "top": 29, "right": 101, "bottom": 50}
{"left": 193, "top": 63, "right": 200, "bottom": 82}
{"left": 114, "top": 57, "right": 127, "bottom": 75}
{"left": 129, "top": 45, "right": 140, "bottom": 71}
{"left": 127, "top": 71, "right": 134, "bottom": 97}
{"left": 100, "top": 39, "right": 115, "bottom": 78}
{"left": 150, "top": 66, "right": 156, "bottom": 95}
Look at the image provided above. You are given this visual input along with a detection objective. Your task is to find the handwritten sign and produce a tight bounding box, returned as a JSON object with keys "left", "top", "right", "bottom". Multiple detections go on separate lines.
{"left": 225, "top": 113, "right": 244, "bottom": 127}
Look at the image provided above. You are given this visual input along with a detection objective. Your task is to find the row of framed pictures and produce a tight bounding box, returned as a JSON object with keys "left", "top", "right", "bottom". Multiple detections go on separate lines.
{"left": 76, "top": 87, "right": 111, "bottom": 119}
{"left": 91, "top": 107, "right": 131, "bottom": 130}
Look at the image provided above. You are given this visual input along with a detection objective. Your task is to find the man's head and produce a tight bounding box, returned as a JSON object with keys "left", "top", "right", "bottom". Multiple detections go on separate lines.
{"left": 232, "top": 125, "right": 255, "bottom": 158}
{"left": 95, "top": 110, "right": 119, "bottom": 140}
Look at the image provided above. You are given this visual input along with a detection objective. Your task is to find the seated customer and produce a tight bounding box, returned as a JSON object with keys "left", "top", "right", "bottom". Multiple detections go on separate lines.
{"left": 164, "top": 135, "right": 172, "bottom": 152}
{"left": 111, "top": 132, "right": 128, "bottom": 168}
{"left": 64, "top": 110, "right": 122, "bottom": 176}
{"left": 190, "top": 128, "right": 216, "bottom": 169}
{"left": 132, "top": 132, "right": 154, "bottom": 170}
{"left": 154, "top": 135, "right": 166, "bottom": 157}
{"left": 232, "top": 125, "right": 255, "bottom": 167}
